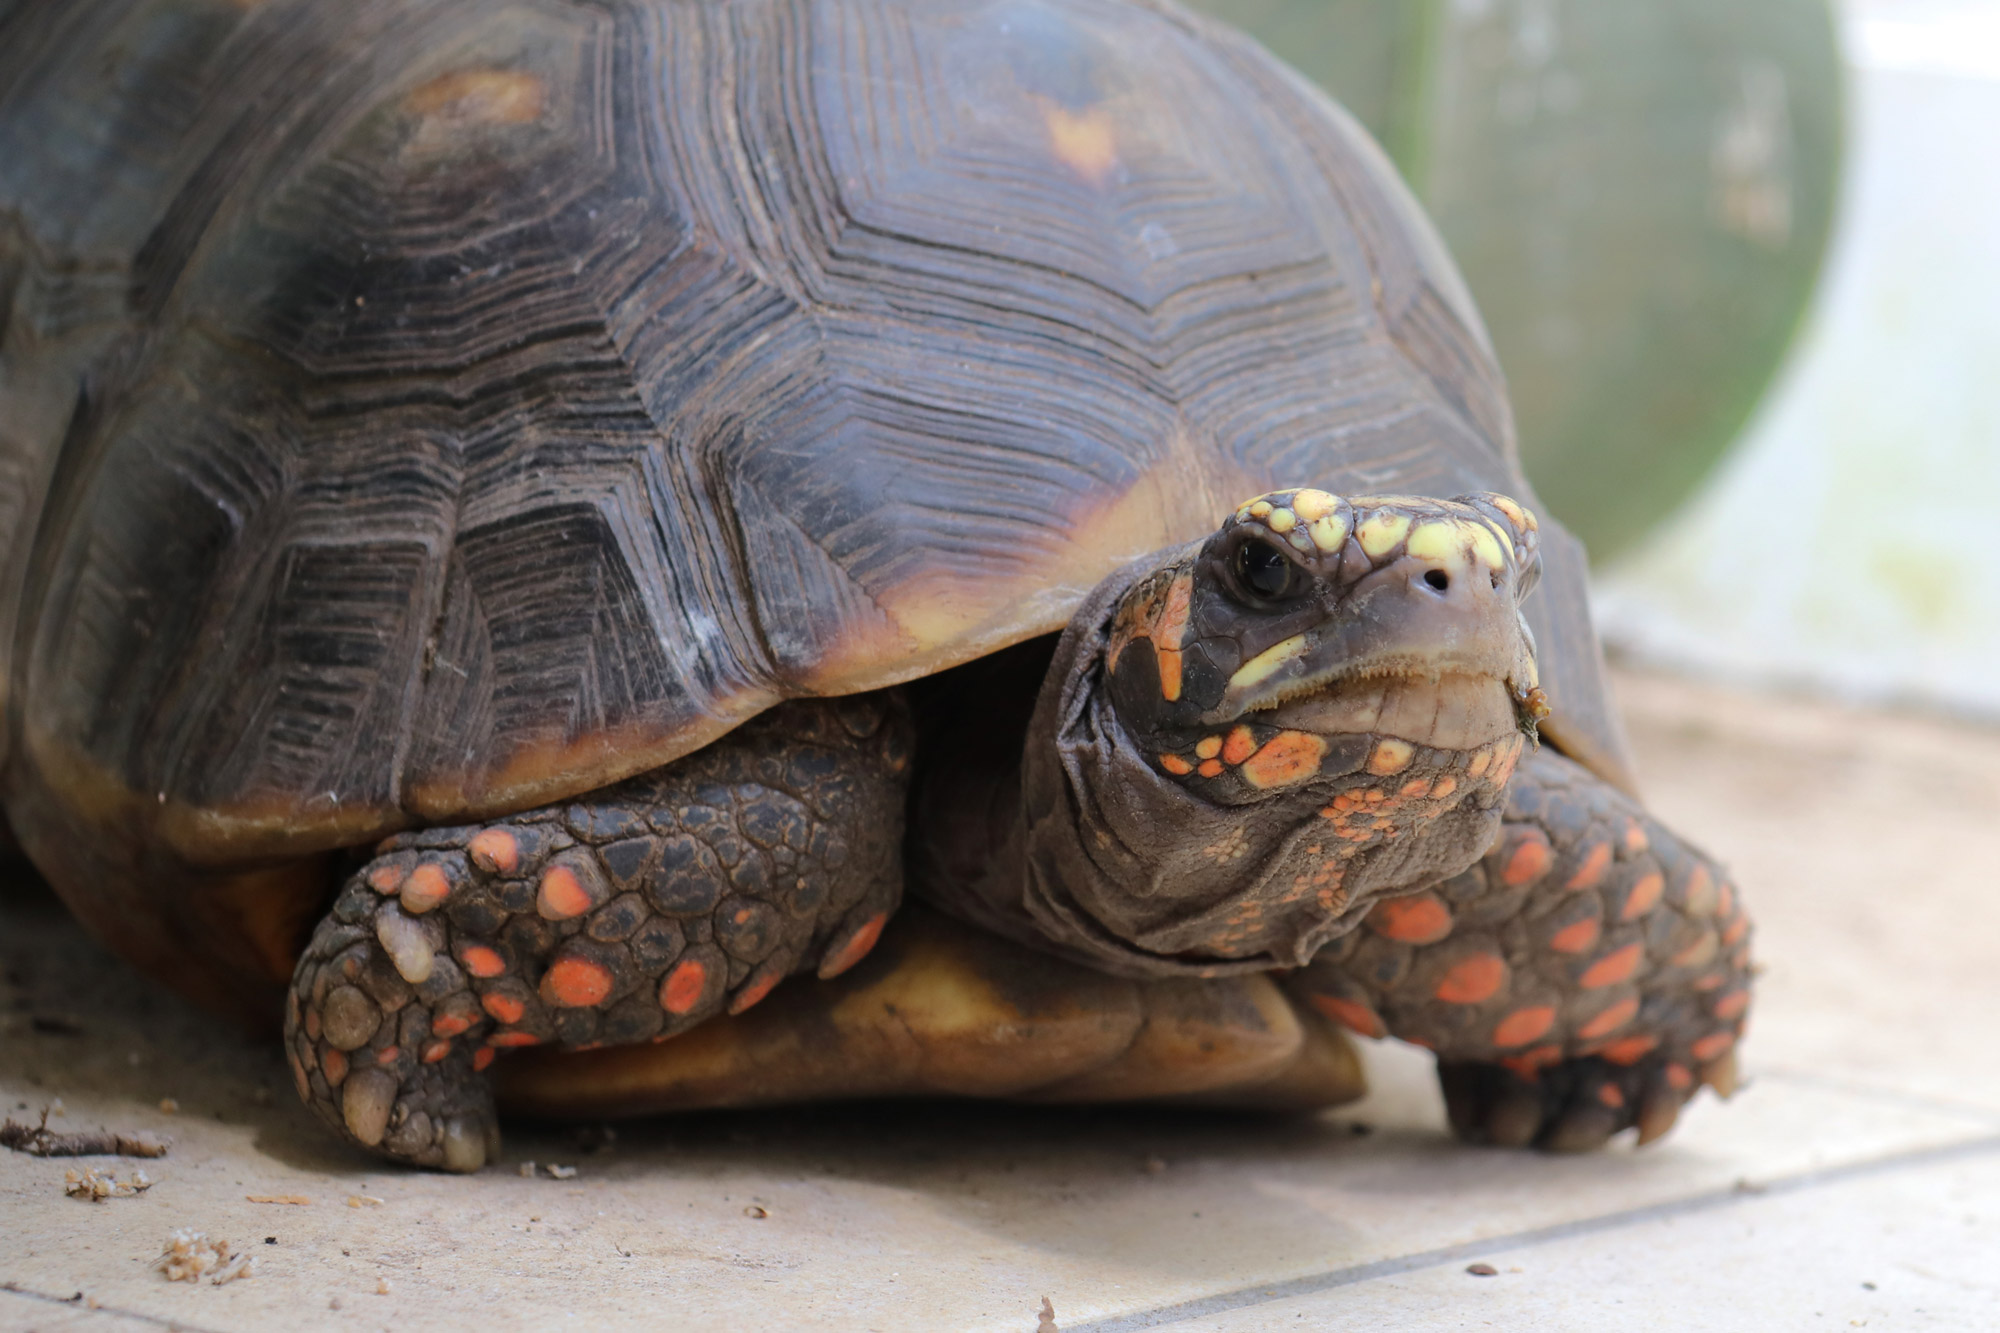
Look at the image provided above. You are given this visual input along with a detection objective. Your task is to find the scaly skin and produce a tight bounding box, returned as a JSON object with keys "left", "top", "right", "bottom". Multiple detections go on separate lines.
{"left": 285, "top": 695, "right": 912, "bottom": 1169}
{"left": 1290, "top": 748, "right": 1751, "bottom": 1150}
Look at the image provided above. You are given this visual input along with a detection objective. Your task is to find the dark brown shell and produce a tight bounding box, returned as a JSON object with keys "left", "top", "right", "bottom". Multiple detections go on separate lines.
{"left": 0, "top": 0, "right": 1631, "bottom": 879}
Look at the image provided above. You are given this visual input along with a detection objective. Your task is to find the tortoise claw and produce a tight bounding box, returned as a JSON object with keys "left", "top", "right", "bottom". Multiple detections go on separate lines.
{"left": 1439, "top": 1054, "right": 1712, "bottom": 1152}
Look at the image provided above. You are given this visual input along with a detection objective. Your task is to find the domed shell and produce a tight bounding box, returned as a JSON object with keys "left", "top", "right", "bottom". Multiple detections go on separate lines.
{"left": 0, "top": 0, "right": 1631, "bottom": 874}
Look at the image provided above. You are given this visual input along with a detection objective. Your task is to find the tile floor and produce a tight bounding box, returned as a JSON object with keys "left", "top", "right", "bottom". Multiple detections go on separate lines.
{"left": 2, "top": 669, "right": 1997, "bottom": 1332}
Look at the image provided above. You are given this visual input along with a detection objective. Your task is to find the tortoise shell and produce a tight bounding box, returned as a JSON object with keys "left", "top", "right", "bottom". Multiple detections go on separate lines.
{"left": 0, "top": 0, "right": 1630, "bottom": 892}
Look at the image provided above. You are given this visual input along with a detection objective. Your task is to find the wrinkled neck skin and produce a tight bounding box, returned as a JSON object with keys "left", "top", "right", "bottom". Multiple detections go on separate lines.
{"left": 940, "top": 490, "right": 1544, "bottom": 979}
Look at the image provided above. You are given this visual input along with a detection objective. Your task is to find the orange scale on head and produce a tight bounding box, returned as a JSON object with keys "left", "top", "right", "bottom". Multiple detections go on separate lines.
{"left": 1221, "top": 726, "right": 1258, "bottom": 766}
{"left": 1400, "top": 778, "right": 1431, "bottom": 799}
{"left": 1197, "top": 758, "right": 1225, "bottom": 778}
{"left": 1241, "top": 731, "right": 1329, "bottom": 789}
{"left": 1195, "top": 736, "right": 1223, "bottom": 760}
{"left": 1160, "top": 753, "right": 1193, "bottom": 776}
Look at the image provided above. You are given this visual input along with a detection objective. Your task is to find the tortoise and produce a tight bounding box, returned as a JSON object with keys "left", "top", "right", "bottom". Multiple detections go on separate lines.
{"left": 0, "top": 0, "right": 1750, "bottom": 1171}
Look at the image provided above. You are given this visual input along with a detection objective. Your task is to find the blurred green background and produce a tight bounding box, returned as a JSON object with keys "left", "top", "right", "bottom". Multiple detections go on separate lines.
{"left": 1188, "top": 0, "right": 1842, "bottom": 561}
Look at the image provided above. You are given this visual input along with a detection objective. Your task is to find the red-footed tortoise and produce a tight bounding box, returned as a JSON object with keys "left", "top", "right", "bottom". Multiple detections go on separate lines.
{"left": 0, "top": 0, "right": 1750, "bottom": 1170}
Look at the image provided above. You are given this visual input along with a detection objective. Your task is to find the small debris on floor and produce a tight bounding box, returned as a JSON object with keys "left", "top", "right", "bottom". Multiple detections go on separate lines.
{"left": 743, "top": 1204, "right": 769, "bottom": 1218}
{"left": 63, "top": 1166, "right": 151, "bottom": 1201}
{"left": 157, "top": 1098, "right": 178, "bottom": 1114}
{"left": 347, "top": 1194, "right": 384, "bottom": 1208}
{"left": 1465, "top": 1262, "right": 1499, "bottom": 1277}
{"left": 154, "top": 1230, "right": 255, "bottom": 1285}
{"left": 1142, "top": 1156, "right": 1167, "bottom": 1174}
{"left": 1037, "top": 1295, "right": 1060, "bottom": 1332}
{"left": 2, "top": 1109, "right": 169, "bottom": 1158}
{"left": 375, "top": 1277, "right": 393, "bottom": 1295}
{"left": 246, "top": 1194, "right": 312, "bottom": 1206}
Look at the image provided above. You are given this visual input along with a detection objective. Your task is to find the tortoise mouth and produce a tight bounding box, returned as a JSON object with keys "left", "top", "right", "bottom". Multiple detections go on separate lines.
{"left": 1260, "top": 667, "right": 1519, "bottom": 754}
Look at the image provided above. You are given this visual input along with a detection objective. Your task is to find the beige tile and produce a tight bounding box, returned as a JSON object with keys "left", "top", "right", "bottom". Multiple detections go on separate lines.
{"left": 1168, "top": 1138, "right": 2000, "bottom": 1332}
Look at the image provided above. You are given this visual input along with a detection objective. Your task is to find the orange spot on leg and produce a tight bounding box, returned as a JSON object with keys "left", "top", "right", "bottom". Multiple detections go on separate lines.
{"left": 1502, "top": 831, "right": 1552, "bottom": 887}
{"left": 537, "top": 865, "right": 593, "bottom": 919}
{"left": 1366, "top": 892, "right": 1454, "bottom": 945}
{"left": 468, "top": 828, "right": 521, "bottom": 875}
{"left": 659, "top": 959, "right": 709, "bottom": 1015}
{"left": 1197, "top": 758, "right": 1225, "bottom": 778}
{"left": 1600, "top": 1035, "right": 1659, "bottom": 1065}
{"left": 1565, "top": 841, "right": 1612, "bottom": 891}
{"left": 1691, "top": 1031, "right": 1737, "bottom": 1062}
{"left": 472, "top": 1047, "right": 496, "bottom": 1072}
{"left": 1436, "top": 954, "right": 1506, "bottom": 1004}
{"left": 1492, "top": 1005, "right": 1556, "bottom": 1048}
{"left": 1549, "top": 917, "right": 1600, "bottom": 955}
{"left": 1597, "top": 1084, "right": 1626, "bottom": 1109}
{"left": 1580, "top": 943, "right": 1644, "bottom": 989}
{"left": 1160, "top": 753, "right": 1193, "bottom": 776}
{"left": 1713, "top": 989, "right": 1751, "bottom": 1020}
{"left": 1501, "top": 1045, "right": 1563, "bottom": 1078}
{"left": 459, "top": 944, "right": 506, "bottom": 979}
{"left": 1578, "top": 996, "right": 1639, "bottom": 1039}
{"left": 481, "top": 993, "right": 526, "bottom": 1025}
{"left": 400, "top": 863, "right": 452, "bottom": 913}
{"left": 820, "top": 913, "right": 888, "bottom": 979}
{"left": 1664, "top": 1062, "right": 1693, "bottom": 1091}
{"left": 488, "top": 1031, "right": 541, "bottom": 1048}
{"left": 1309, "top": 993, "right": 1387, "bottom": 1039}
{"left": 542, "top": 957, "right": 614, "bottom": 1008}
{"left": 1621, "top": 872, "right": 1665, "bottom": 920}
{"left": 367, "top": 862, "right": 407, "bottom": 894}
{"left": 422, "top": 1040, "right": 452, "bottom": 1064}
{"left": 321, "top": 1047, "right": 347, "bottom": 1087}
{"left": 728, "top": 970, "right": 780, "bottom": 1016}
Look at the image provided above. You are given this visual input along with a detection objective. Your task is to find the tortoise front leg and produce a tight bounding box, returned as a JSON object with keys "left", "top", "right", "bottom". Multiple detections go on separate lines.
{"left": 1291, "top": 749, "right": 1752, "bottom": 1151}
{"left": 285, "top": 695, "right": 912, "bottom": 1170}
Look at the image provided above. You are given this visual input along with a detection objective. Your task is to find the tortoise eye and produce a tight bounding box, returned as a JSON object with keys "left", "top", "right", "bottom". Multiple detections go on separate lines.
{"left": 1234, "top": 537, "right": 1298, "bottom": 600}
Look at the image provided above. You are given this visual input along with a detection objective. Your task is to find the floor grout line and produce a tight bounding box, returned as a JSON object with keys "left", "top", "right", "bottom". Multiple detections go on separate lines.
{"left": 1064, "top": 1132, "right": 2000, "bottom": 1332}
{"left": 0, "top": 1282, "right": 229, "bottom": 1333}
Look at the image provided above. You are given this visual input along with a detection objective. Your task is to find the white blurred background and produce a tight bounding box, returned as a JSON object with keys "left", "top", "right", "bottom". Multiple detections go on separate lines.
{"left": 1597, "top": 0, "right": 2000, "bottom": 718}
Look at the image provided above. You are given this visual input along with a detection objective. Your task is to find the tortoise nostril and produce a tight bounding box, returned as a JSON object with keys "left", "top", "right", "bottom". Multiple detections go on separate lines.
{"left": 1423, "top": 569, "right": 1450, "bottom": 593}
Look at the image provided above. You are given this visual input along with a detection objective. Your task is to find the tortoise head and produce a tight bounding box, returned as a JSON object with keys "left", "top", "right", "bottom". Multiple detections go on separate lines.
{"left": 1019, "top": 490, "right": 1549, "bottom": 974}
